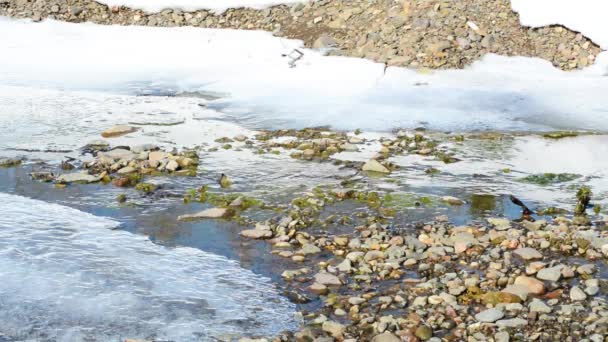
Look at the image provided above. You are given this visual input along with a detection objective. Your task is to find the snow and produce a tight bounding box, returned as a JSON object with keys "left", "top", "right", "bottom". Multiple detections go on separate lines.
{"left": 511, "top": 0, "right": 608, "bottom": 49}
{"left": 1, "top": 17, "right": 608, "bottom": 132}
{"left": 97, "top": 0, "right": 306, "bottom": 13}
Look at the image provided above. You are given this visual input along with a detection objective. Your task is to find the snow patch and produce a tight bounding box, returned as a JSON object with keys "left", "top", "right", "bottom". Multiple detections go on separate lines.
{"left": 1, "top": 17, "right": 608, "bottom": 132}
{"left": 511, "top": 0, "right": 608, "bottom": 49}
{"left": 97, "top": 0, "right": 306, "bottom": 13}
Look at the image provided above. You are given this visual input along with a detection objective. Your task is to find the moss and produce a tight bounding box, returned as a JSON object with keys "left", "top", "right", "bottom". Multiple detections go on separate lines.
{"left": 537, "top": 207, "right": 569, "bottom": 216}
{"left": 542, "top": 131, "right": 579, "bottom": 139}
{"left": 434, "top": 151, "right": 460, "bottom": 164}
{"left": 116, "top": 194, "right": 127, "bottom": 203}
{"left": 425, "top": 167, "right": 440, "bottom": 175}
{"left": 127, "top": 173, "right": 142, "bottom": 186}
{"left": 501, "top": 168, "right": 511, "bottom": 173}
{"left": 0, "top": 158, "right": 21, "bottom": 168}
{"left": 470, "top": 194, "right": 496, "bottom": 214}
{"left": 518, "top": 173, "right": 581, "bottom": 186}
{"left": 575, "top": 186, "right": 592, "bottom": 215}
{"left": 135, "top": 183, "right": 157, "bottom": 193}
{"left": 594, "top": 204, "right": 602, "bottom": 215}
{"left": 222, "top": 144, "right": 232, "bottom": 150}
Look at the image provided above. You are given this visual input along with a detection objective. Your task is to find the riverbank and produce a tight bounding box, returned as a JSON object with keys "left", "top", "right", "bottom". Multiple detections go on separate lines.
{"left": 0, "top": 0, "right": 603, "bottom": 70}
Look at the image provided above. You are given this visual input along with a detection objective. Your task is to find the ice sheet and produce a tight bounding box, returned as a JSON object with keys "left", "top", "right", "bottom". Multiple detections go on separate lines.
{"left": 1, "top": 17, "right": 607, "bottom": 132}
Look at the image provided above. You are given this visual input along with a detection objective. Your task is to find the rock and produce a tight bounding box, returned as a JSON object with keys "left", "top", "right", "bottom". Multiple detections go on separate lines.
{"left": 487, "top": 218, "right": 510, "bottom": 230}
{"left": 314, "top": 272, "right": 342, "bottom": 286}
{"left": 177, "top": 208, "right": 233, "bottom": 221}
{"left": 502, "top": 284, "right": 531, "bottom": 300}
{"left": 309, "top": 282, "right": 328, "bottom": 295}
{"left": 233, "top": 134, "right": 247, "bottom": 142}
{"left": 513, "top": 247, "right": 543, "bottom": 261}
{"left": 148, "top": 151, "right": 170, "bottom": 162}
{"left": 364, "top": 250, "right": 385, "bottom": 262}
{"left": 299, "top": 244, "right": 321, "bottom": 255}
{"left": 414, "top": 325, "right": 432, "bottom": 340}
{"left": 495, "top": 332, "right": 510, "bottom": 342}
{"left": 371, "top": 332, "right": 401, "bottom": 342}
{"left": 514, "top": 276, "right": 545, "bottom": 295}
{"left": 131, "top": 144, "right": 158, "bottom": 153}
{"left": 585, "top": 279, "right": 600, "bottom": 296}
{"left": 101, "top": 125, "right": 137, "bottom": 138}
{"left": 475, "top": 308, "right": 504, "bottom": 323}
{"left": 0, "top": 157, "right": 22, "bottom": 167}
{"left": 313, "top": 34, "right": 338, "bottom": 49}
{"left": 442, "top": 196, "right": 464, "bottom": 205}
{"left": 117, "top": 166, "right": 137, "bottom": 174}
{"left": 529, "top": 298, "right": 552, "bottom": 313}
{"left": 165, "top": 160, "right": 179, "bottom": 172}
{"left": 496, "top": 318, "right": 527, "bottom": 328}
{"left": 56, "top": 172, "right": 102, "bottom": 184}
{"left": 577, "top": 264, "right": 596, "bottom": 275}
{"left": 348, "top": 297, "right": 366, "bottom": 305}
{"left": 99, "top": 148, "right": 136, "bottom": 161}
{"left": 240, "top": 224, "right": 273, "bottom": 239}
{"left": 481, "top": 292, "right": 522, "bottom": 305}
{"left": 30, "top": 171, "right": 54, "bottom": 182}
{"left": 569, "top": 286, "right": 587, "bottom": 301}
{"left": 362, "top": 159, "right": 390, "bottom": 173}
{"left": 337, "top": 259, "right": 352, "bottom": 272}
{"left": 537, "top": 265, "right": 563, "bottom": 282}
{"left": 321, "top": 321, "right": 344, "bottom": 337}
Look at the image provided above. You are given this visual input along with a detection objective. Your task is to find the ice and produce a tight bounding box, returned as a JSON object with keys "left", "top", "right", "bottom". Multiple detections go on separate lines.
{"left": 0, "top": 192, "right": 297, "bottom": 341}
{"left": 1, "top": 17, "right": 608, "bottom": 133}
{"left": 511, "top": 0, "right": 608, "bottom": 49}
{"left": 97, "top": 0, "right": 306, "bottom": 13}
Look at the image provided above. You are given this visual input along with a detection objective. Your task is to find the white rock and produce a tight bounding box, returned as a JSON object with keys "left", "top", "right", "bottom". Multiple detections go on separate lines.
{"left": 475, "top": 308, "right": 504, "bottom": 323}
{"left": 570, "top": 286, "right": 587, "bottom": 301}
{"left": 178, "top": 208, "right": 232, "bottom": 221}
{"left": 362, "top": 159, "right": 390, "bottom": 173}
{"left": 314, "top": 272, "right": 342, "bottom": 286}
{"left": 529, "top": 299, "right": 552, "bottom": 313}
{"left": 56, "top": 172, "right": 102, "bottom": 184}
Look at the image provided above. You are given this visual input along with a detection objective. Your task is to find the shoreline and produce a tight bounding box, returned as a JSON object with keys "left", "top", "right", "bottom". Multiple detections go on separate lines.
{"left": 1, "top": 0, "right": 603, "bottom": 71}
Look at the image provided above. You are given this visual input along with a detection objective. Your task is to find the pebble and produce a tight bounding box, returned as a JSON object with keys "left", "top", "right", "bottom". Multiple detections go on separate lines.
{"left": 475, "top": 307, "right": 504, "bottom": 322}
{"left": 536, "top": 266, "right": 563, "bottom": 282}
{"left": 570, "top": 286, "right": 587, "bottom": 301}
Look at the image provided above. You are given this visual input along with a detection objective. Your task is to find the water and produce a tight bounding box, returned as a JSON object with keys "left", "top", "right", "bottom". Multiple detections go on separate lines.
{"left": 0, "top": 193, "right": 297, "bottom": 341}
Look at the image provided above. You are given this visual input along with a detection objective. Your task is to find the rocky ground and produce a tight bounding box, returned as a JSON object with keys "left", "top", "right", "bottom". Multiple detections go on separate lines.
{"left": 3, "top": 126, "right": 608, "bottom": 342}
{"left": 1, "top": 0, "right": 603, "bottom": 70}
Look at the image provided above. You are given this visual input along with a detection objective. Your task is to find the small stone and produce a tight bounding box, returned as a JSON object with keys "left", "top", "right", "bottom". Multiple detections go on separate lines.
{"left": 475, "top": 308, "right": 504, "bottom": 323}
{"left": 348, "top": 297, "right": 366, "bottom": 305}
{"left": 362, "top": 159, "right": 390, "bottom": 173}
{"left": 494, "top": 332, "right": 510, "bottom": 342}
{"left": 496, "top": 318, "right": 527, "bottom": 328}
{"left": 442, "top": 196, "right": 464, "bottom": 205}
{"left": 299, "top": 244, "right": 321, "bottom": 255}
{"left": 314, "top": 272, "right": 342, "bottom": 286}
{"left": 371, "top": 332, "right": 401, "bottom": 342}
{"left": 514, "top": 276, "right": 545, "bottom": 295}
{"left": 537, "top": 266, "right": 563, "bottom": 282}
{"left": 313, "top": 34, "right": 338, "bottom": 49}
{"left": 414, "top": 325, "right": 432, "bottom": 340}
{"left": 577, "top": 264, "right": 596, "bottom": 275}
{"left": 309, "top": 282, "right": 328, "bottom": 295}
{"left": 148, "top": 151, "right": 170, "bottom": 162}
{"left": 178, "top": 208, "right": 233, "bottom": 221}
{"left": 56, "top": 172, "right": 102, "bottom": 184}
{"left": 166, "top": 160, "right": 179, "bottom": 172}
{"left": 321, "top": 321, "right": 344, "bottom": 337}
{"left": 101, "top": 125, "right": 137, "bottom": 138}
{"left": 513, "top": 247, "right": 543, "bottom": 261}
{"left": 116, "top": 166, "right": 137, "bottom": 174}
{"left": 529, "top": 298, "right": 552, "bottom": 313}
{"left": 569, "top": 286, "right": 587, "bottom": 301}
{"left": 487, "top": 218, "right": 510, "bottom": 230}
